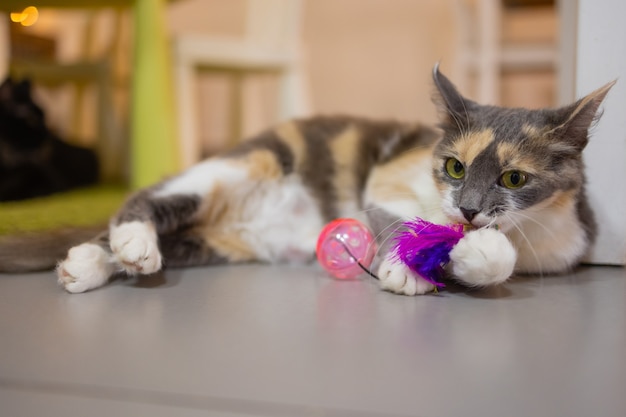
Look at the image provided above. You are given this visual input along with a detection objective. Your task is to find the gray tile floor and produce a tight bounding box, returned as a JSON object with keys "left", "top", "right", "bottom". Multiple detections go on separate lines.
{"left": 1, "top": 264, "right": 624, "bottom": 417}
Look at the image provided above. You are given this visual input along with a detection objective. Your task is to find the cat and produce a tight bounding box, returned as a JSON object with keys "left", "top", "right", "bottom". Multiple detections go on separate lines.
{"left": 0, "top": 66, "right": 614, "bottom": 295}
{"left": 0, "top": 77, "right": 99, "bottom": 201}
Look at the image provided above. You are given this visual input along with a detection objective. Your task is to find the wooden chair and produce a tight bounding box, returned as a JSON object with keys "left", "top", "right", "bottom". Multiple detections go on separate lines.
{"left": 453, "top": 0, "right": 557, "bottom": 104}
{"left": 171, "top": 0, "right": 311, "bottom": 168}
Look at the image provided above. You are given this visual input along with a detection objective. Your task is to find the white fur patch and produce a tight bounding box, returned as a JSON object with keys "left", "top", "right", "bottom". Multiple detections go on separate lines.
{"left": 377, "top": 253, "right": 436, "bottom": 296}
{"left": 449, "top": 228, "right": 516, "bottom": 287}
{"left": 57, "top": 243, "right": 115, "bottom": 293}
{"left": 226, "top": 175, "right": 324, "bottom": 263}
{"left": 110, "top": 221, "right": 162, "bottom": 274}
{"left": 152, "top": 156, "right": 324, "bottom": 264}
{"left": 154, "top": 159, "right": 248, "bottom": 198}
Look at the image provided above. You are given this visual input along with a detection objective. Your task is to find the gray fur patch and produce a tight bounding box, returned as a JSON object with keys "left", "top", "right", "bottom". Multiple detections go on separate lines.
{"left": 114, "top": 191, "right": 202, "bottom": 234}
{"left": 159, "top": 230, "right": 228, "bottom": 268}
{"left": 296, "top": 117, "right": 346, "bottom": 221}
{"left": 224, "top": 128, "right": 295, "bottom": 175}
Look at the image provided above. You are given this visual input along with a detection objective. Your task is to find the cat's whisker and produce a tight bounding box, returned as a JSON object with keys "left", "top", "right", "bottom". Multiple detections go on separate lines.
{"left": 504, "top": 213, "right": 545, "bottom": 281}
{"left": 340, "top": 207, "right": 413, "bottom": 269}
{"left": 370, "top": 218, "right": 406, "bottom": 259}
{"left": 371, "top": 218, "right": 405, "bottom": 241}
{"left": 484, "top": 217, "right": 499, "bottom": 229}
{"left": 508, "top": 211, "right": 558, "bottom": 241}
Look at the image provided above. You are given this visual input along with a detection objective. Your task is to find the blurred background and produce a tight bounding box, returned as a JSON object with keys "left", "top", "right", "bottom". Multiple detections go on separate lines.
{"left": 1, "top": 0, "right": 559, "bottom": 174}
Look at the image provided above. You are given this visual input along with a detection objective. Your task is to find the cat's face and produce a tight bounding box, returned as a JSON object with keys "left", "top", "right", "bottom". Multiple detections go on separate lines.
{"left": 430, "top": 67, "right": 613, "bottom": 232}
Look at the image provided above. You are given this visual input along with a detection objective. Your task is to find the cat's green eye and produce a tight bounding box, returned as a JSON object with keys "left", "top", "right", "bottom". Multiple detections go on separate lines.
{"left": 445, "top": 158, "right": 465, "bottom": 179}
{"left": 500, "top": 171, "right": 527, "bottom": 189}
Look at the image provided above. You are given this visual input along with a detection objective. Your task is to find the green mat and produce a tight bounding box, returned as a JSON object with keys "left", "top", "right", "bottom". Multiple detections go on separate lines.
{"left": 0, "top": 185, "right": 129, "bottom": 236}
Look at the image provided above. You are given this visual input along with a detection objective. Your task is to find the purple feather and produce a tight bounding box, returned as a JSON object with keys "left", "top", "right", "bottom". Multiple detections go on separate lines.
{"left": 392, "top": 218, "right": 464, "bottom": 287}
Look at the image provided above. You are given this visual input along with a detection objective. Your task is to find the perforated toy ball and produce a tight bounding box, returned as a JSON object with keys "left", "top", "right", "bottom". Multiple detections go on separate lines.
{"left": 316, "top": 218, "right": 377, "bottom": 279}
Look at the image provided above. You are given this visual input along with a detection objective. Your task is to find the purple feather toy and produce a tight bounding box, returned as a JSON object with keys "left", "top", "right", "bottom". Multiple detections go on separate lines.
{"left": 392, "top": 218, "right": 465, "bottom": 287}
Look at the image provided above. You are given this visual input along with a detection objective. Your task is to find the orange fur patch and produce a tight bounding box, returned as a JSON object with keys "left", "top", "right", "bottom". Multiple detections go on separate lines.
{"left": 242, "top": 149, "right": 283, "bottom": 181}
{"left": 329, "top": 125, "right": 360, "bottom": 204}
{"left": 522, "top": 123, "right": 542, "bottom": 138}
{"left": 452, "top": 129, "right": 494, "bottom": 166}
{"left": 199, "top": 184, "right": 257, "bottom": 262}
{"left": 547, "top": 189, "right": 577, "bottom": 213}
{"left": 496, "top": 142, "right": 540, "bottom": 174}
{"left": 367, "top": 147, "right": 433, "bottom": 201}
{"left": 206, "top": 233, "right": 257, "bottom": 262}
{"left": 275, "top": 121, "right": 307, "bottom": 171}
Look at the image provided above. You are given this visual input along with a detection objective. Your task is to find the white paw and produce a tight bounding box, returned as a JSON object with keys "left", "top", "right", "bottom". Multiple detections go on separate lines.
{"left": 57, "top": 243, "right": 114, "bottom": 293}
{"left": 377, "top": 255, "right": 435, "bottom": 296}
{"left": 449, "top": 228, "right": 516, "bottom": 287}
{"left": 110, "top": 221, "right": 162, "bottom": 274}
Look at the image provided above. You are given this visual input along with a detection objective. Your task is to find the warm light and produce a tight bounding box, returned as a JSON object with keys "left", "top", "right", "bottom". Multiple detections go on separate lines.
{"left": 10, "top": 6, "right": 39, "bottom": 27}
{"left": 9, "top": 13, "right": 25, "bottom": 23}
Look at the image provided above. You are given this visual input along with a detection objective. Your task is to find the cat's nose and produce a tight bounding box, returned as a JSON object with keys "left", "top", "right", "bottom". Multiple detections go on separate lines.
{"left": 460, "top": 207, "right": 479, "bottom": 222}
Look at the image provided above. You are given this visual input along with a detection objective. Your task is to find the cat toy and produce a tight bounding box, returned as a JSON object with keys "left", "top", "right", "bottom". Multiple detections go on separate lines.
{"left": 315, "top": 218, "right": 378, "bottom": 279}
{"left": 316, "top": 217, "right": 465, "bottom": 287}
{"left": 391, "top": 218, "right": 464, "bottom": 287}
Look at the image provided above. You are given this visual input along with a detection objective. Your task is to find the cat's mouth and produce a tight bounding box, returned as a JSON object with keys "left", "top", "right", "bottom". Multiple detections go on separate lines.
{"left": 458, "top": 222, "right": 504, "bottom": 235}
{"left": 447, "top": 210, "right": 501, "bottom": 231}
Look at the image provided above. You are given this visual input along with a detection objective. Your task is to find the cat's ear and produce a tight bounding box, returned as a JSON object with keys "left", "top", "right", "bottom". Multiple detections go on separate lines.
{"left": 15, "top": 79, "right": 34, "bottom": 101}
{"left": 550, "top": 80, "right": 616, "bottom": 150}
{"left": 431, "top": 64, "right": 477, "bottom": 130}
{"left": 0, "top": 77, "right": 15, "bottom": 102}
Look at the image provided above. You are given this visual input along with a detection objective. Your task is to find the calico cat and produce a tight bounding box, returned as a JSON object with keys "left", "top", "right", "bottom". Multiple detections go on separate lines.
{"left": 0, "top": 77, "right": 99, "bottom": 201}
{"left": 0, "top": 67, "right": 614, "bottom": 295}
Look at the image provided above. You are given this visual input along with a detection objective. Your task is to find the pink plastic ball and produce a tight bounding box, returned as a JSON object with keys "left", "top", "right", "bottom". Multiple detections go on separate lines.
{"left": 316, "top": 218, "right": 377, "bottom": 279}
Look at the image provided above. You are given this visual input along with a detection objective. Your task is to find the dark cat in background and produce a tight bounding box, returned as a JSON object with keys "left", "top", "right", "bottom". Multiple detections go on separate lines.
{"left": 0, "top": 77, "right": 99, "bottom": 201}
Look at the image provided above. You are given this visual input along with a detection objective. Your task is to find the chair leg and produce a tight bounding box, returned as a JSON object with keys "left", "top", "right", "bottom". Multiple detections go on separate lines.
{"left": 277, "top": 63, "right": 311, "bottom": 121}
{"left": 476, "top": 0, "right": 502, "bottom": 105}
{"left": 228, "top": 72, "right": 244, "bottom": 149}
{"left": 175, "top": 61, "right": 199, "bottom": 168}
{"left": 96, "top": 62, "right": 124, "bottom": 182}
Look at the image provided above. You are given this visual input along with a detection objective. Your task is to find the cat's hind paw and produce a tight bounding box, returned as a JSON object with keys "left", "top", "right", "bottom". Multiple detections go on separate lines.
{"left": 110, "top": 221, "right": 162, "bottom": 275}
{"left": 449, "top": 227, "right": 516, "bottom": 287}
{"left": 377, "top": 255, "right": 436, "bottom": 296}
{"left": 57, "top": 243, "right": 114, "bottom": 293}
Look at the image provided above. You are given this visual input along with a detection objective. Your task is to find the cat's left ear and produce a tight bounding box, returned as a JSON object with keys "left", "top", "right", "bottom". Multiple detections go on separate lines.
{"left": 0, "top": 77, "right": 15, "bottom": 102}
{"left": 550, "top": 80, "right": 616, "bottom": 150}
{"left": 15, "top": 79, "right": 34, "bottom": 101}
{"left": 431, "top": 63, "right": 478, "bottom": 131}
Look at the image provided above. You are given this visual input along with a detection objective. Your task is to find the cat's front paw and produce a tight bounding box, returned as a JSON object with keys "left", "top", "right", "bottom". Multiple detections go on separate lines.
{"left": 110, "top": 221, "right": 162, "bottom": 274}
{"left": 449, "top": 228, "right": 516, "bottom": 287}
{"left": 377, "top": 255, "right": 435, "bottom": 296}
{"left": 57, "top": 243, "right": 114, "bottom": 293}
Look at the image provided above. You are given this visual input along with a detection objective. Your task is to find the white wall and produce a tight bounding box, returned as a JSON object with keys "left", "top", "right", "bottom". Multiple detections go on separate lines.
{"left": 576, "top": 0, "right": 626, "bottom": 265}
